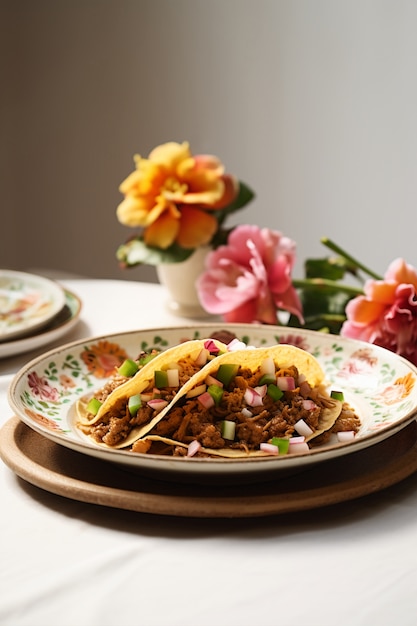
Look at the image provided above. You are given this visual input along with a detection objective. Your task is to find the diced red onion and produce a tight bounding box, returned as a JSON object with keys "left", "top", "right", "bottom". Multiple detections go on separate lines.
{"left": 260, "top": 442, "right": 279, "bottom": 456}
{"left": 254, "top": 384, "right": 267, "bottom": 397}
{"left": 147, "top": 398, "right": 169, "bottom": 412}
{"left": 301, "top": 399, "right": 317, "bottom": 411}
{"left": 337, "top": 431, "right": 356, "bottom": 443}
{"left": 289, "top": 436, "right": 305, "bottom": 444}
{"left": 244, "top": 387, "right": 264, "bottom": 407}
{"left": 288, "top": 441, "right": 310, "bottom": 455}
{"left": 276, "top": 376, "right": 295, "bottom": 391}
{"left": 241, "top": 408, "right": 253, "bottom": 418}
{"left": 187, "top": 440, "right": 201, "bottom": 457}
{"left": 204, "top": 339, "right": 220, "bottom": 353}
{"left": 198, "top": 391, "right": 215, "bottom": 409}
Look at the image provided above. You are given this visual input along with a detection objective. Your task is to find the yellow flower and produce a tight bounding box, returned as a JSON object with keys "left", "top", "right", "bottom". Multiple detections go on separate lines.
{"left": 116, "top": 141, "right": 239, "bottom": 250}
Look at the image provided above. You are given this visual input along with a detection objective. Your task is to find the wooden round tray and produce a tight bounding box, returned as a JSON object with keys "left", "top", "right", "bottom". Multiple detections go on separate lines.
{"left": 1, "top": 417, "right": 417, "bottom": 518}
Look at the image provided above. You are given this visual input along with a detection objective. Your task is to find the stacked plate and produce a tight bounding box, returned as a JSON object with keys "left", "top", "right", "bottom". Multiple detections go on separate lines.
{"left": 0, "top": 270, "right": 82, "bottom": 358}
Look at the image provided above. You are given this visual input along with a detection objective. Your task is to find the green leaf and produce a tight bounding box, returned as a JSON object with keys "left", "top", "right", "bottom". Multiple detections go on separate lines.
{"left": 305, "top": 258, "right": 347, "bottom": 281}
{"left": 212, "top": 180, "right": 255, "bottom": 226}
{"left": 228, "top": 181, "right": 255, "bottom": 212}
{"left": 117, "top": 239, "right": 194, "bottom": 267}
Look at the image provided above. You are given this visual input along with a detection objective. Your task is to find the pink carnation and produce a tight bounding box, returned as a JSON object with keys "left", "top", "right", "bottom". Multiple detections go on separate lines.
{"left": 197, "top": 225, "right": 304, "bottom": 325}
{"left": 341, "top": 258, "right": 417, "bottom": 365}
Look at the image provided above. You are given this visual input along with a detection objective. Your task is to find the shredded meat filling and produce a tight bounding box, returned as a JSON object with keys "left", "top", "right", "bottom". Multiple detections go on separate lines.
{"left": 147, "top": 365, "right": 348, "bottom": 454}
{"left": 83, "top": 355, "right": 205, "bottom": 447}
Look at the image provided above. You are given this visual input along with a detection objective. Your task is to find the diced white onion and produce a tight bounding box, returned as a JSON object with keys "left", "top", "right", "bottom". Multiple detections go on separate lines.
{"left": 260, "top": 357, "right": 275, "bottom": 376}
{"left": 337, "top": 431, "right": 356, "bottom": 443}
{"left": 166, "top": 368, "right": 180, "bottom": 387}
{"left": 147, "top": 399, "right": 169, "bottom": 412}
{"left": 241, "top": 408, "right": 253, "bottom": 418}
{"left": 195, "top": 348, "right": 209, "bottom": 366}
{"left": 227, "top": 338, "right": 248, "bottom": 351}
{"left": 294, "top": 419, "right": 314, "bottom": 437}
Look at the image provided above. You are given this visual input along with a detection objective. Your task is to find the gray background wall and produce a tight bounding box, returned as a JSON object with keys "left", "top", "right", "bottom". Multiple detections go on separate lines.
{"left": 2, "top": 0, "right": 416, "bottom": 284}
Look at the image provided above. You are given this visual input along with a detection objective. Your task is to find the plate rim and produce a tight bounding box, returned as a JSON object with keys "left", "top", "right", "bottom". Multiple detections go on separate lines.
{"left": 0, "top": 269, "right": 66, "bottom": 341}
{"left": 0, "top": 288, "right": 82, "bottom": 359}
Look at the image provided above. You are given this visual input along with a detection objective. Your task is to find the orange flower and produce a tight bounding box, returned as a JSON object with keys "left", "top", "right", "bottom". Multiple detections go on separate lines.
{"left": 116, "top": 141, "right": 239, "bottom": 250}
{"left": 341, "top": 259, "right": 417, "bottom": 365}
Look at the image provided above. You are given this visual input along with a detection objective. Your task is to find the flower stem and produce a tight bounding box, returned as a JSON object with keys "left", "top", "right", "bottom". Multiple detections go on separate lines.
{"left": 320, "top": 237, "right": 382, "bottom": 280}
{"left": 292, "top": 278, "right": 364, "bottom": 296}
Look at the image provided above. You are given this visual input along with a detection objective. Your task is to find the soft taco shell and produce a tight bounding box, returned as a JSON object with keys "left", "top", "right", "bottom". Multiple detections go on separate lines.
{"left": 132, "top": 344, "right": 341, "bottom": 447}
{"left": 76, "top": 338, "right": 228, "bottom": 447}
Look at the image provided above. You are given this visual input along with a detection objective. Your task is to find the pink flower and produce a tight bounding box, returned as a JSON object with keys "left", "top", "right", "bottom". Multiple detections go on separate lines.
{"left": 28, "top": 371, "right": 60, "bottom": 402}
{"left": 196, "top": 225, "right": 304, "bottom": 324}
{"left": 341, "top": 258, "right": 417, "bottom": 365}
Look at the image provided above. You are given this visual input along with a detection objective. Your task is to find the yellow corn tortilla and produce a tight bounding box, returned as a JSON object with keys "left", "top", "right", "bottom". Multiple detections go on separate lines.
{"left": 76, "top": 338, "right": 228, "bottom": 447}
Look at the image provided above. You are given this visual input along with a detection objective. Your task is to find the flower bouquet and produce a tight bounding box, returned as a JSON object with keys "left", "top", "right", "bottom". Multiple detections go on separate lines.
{"left": 115, "top": 140, "right": 417, "bottom": 367}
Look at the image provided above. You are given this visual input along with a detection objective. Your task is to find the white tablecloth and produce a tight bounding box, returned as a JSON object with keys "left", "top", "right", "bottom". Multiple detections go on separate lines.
{"left": 1, "top": 279, "right": 417, "bottom": 626}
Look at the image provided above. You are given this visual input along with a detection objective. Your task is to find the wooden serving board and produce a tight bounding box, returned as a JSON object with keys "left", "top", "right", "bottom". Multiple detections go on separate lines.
{"left": 1, "top": 416, "right": 417, "bottom": 518}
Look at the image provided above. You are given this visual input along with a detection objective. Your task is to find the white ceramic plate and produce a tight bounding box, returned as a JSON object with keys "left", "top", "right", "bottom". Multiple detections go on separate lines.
{"left": 8, "top": 324, "right": 417, "bottom": 482}
{"left": 0, "top": 270, "right": 66, "bottom": 342}
{"left": 0, "top": 289, "right": 82, "bottom": 359}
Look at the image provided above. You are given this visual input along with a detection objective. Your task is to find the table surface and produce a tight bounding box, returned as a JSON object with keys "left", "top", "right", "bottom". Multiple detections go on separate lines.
{"left": 1, "top": 278, "right": 417, "bottom": 626}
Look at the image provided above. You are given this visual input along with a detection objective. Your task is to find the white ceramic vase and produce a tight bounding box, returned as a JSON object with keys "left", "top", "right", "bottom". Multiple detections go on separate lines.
{"left": 156, "top": 246, "right": 212, "bottom": 318}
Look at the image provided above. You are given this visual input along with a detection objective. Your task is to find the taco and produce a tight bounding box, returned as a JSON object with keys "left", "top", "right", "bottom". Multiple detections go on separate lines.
{"left": 76, "top": 338, "right": 229, "bottom": 448}
{"left": 127, "top": 344, "right": 346, "bottom": 458}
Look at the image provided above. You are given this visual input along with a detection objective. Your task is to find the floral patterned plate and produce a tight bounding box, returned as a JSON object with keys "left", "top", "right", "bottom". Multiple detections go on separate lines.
{"left": 0, "top": 289, "right": 82, "bottom": 359}
{"left": 0, "top": 270, "right": 66, "bottom": 342}
{"left": 8, "top": 324, "right": 417, "bottom": 481}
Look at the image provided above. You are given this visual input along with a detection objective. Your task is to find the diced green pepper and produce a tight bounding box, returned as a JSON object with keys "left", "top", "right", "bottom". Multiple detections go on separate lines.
{"left": 207, "top": 384, "right": 224, "bottom": 406}
{"left": 259, "top": 373, "right": 276, "bottom": 385}
{"left": 86, "top": 397, "right": 102, "bottom": 416}
{"left": 270, "top": 437, "right": 290, "bottom": 455}
{"left": 154, "top": 370, "right": 169, "bottom": 388}
{"left": 118, "top": 359, "right": 139, "bottom": 377}
{"left": 331, "top": 390, "right": 344, "bottom": 401}
{"left": 220, "top": 420, "right": 236, "bottom": 440}
{"left": 216, "top": 363, "right": 239, "bottom": 387}
{"left": 128, "top": 394, "right": 142, "bottom": 416}
{"left": 267, "top": 383, "right": 284, "bottom": 402}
